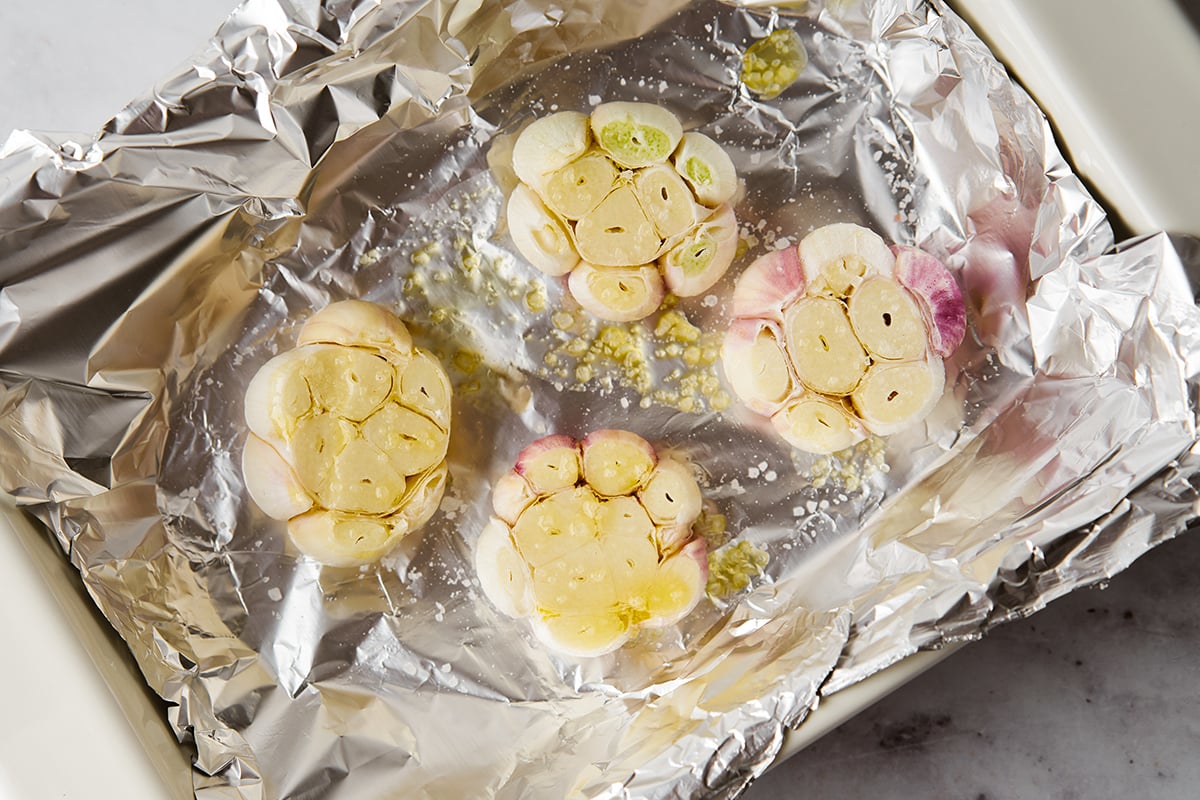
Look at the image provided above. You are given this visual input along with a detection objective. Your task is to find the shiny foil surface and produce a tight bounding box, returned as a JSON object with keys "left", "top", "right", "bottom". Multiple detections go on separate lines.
{"left": 2, "top": 1, "right": 1200, "bottom": 798}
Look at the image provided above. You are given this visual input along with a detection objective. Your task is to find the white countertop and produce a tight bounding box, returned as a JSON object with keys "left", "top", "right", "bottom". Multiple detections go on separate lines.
{"left": 2, "top": 2, "right": 1199, "bottom": 799}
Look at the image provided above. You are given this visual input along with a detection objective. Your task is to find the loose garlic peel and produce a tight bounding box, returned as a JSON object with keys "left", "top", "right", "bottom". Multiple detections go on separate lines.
{"left": 476, "top": 430, "right": 710, "bottom": 657}
{"left": 505, "top": 101, "right": 739, "bottom": 321}
{"left": 242, "top": 300, "right": 452, "bottom": 566}
{"left": 723, "top": 223, "right": 965, "bottom": 454}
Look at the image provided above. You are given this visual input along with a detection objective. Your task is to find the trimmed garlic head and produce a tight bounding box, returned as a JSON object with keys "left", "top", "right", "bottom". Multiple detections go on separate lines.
{"left": 475, "top": 430, "right": 709, "bottom": 657}
{"left": 504, "top": 102, "right": 739, "bottom": 321}
{"left": 242, "top": 300, "right": 452, "bottom": 566}
{"left": 722, "top": 223, "right": 965, "bottom": 453}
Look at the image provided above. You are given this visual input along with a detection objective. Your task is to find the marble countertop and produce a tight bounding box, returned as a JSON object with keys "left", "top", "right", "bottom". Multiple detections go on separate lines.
{"left": 748, "top": 528, "right": 1200, "bottom": 799}
{"left": 3, "top": 2, "right": 1200, "bottom": 799}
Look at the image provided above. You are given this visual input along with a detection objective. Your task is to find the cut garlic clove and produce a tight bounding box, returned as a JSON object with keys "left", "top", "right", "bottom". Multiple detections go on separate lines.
{"left": 847, "top": 276, "right": 927, "bottom": 361}
{"left": 721, "top": 319, "right": 794, "bottom": 415}
{"left": 533, "top": 610, "right": 631, "bottom": 659}
{"left": 510, "top": 486, "right": 599, "bottom": 567}
{"left": 475, "top": 517, "right": 534, "bottom": 617}
{"left": 568, "top": 262, "right": 664, "bottom": 322}
{"left": 302, "top": 345, "right": 395, "bottom": 422}
{"left": 672, "top": 131, "right": 738, "bottom": 207}
{"left": 297, "top": 299, "right": 413, "bottom": 355}
{"left": 580, "top": 429, "right": 657, "bottom": 497}
{"left": 289, "top": 415, "right": 357, "bottom": 500}
{"left": 638, "top": 458, "right": 702, "bottom": 526}
{"left": 605, "top": 532, "right": 660, "bottom": 601}
{"left": 391, "top": 461, "right": 449, "bottom": 533}
{"left": 634, "top": 164, "right": 702, "bottom": 239}
{"left": 590, "top": 101, "right": 683, "bottom": 169}
{"left": 398, "top": 348, "right": 453, "bottom": 430}
{"left": 660, "top": 203, "right": 738, "bottom": 297}
{"left": 851, "top": 357, "right": 945, "bottom": 436}
{"left": 243, "top": 347, "right": 315, "bottom": 446}
{"left": 596, "top": 494, "right": 655, "bottom": 540}
{"left": 361, "top": 401, "right": 449, "bottom": 477}
{"left": 783, "top": 296, "right": 869, "bottom": 395}
{"left": 573, "top": 185, "right": 662, "bottom": 268}
{"left": 892, "top": 245, "right": 966, "bottom": 358}
{"left": 507, "top": 183, "right": 581, "bottom": 276}
{"left": 241, "top": 434, "right": 313, "bottom": 520}
{"left": 511, "top": 110, "right": 591, "bottom": 191}
{"left": 542, "top": 153, "right": 619, "bottom": 220}
{"left": 531, "top": 542, "right": 619, "bottom": 613}
{"left": 656, "top": 521, "right": 695, "bottom": 556}
{"left": 731, "top": 245, "right": 806, "bottom": 321}
{"left": 642, "top": 540, "right": 707, "bottom": 627}
{"left": 323, "top": 435, "right": 411, "bottom": 515}
{"left": 513, "top": 434, "right": 582, "bottom": 495}
{"left": 771, "top": 395, "right": 866, "bottom": 455}
{"left": 492, "top": 471, "right": 536, "bottom": 525}
{"left": 287, "top": 509, "right": 398, "bottom": 568}
{"left": 798, "top": 222, "right": 895, "bottom": 297}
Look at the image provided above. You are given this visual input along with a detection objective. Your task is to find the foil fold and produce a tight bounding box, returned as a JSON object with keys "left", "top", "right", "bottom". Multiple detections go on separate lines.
{"left": 2, "top": 1, "right": 1200, "bottom": 798}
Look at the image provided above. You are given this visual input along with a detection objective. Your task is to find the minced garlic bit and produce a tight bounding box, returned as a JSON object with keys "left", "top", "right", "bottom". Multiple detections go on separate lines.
{"left": 741, "top": 28, "right": 808, "bottom": 100}
{"left": 809, "top": 436, "right": 889, "bottom": 491}
{"left": 453, "top": 350, "right": 482, "bottom": 374}
{"left": 534, "top": 307, "right": 731, "bottom": 414}
{"left": 357, "top": 247, "right": 383, "bottom": 267}
{"left": 525, "top": 284, "right": 547, "bottom": 313}
{"left": 654, "top": 310, "right": 701, "bottom": 343}
{"left": 706, "top": 540, "right": 770, "bottom": 599}
{"left": 410, "top": 241, "right": 442, "bottom": 266}
{"left": 693, "top": 505, "right": 730, "bottom": 550}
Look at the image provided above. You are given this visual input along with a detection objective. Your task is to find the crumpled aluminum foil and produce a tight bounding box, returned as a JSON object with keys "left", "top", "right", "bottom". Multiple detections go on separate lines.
{"left": 2, "top": 0, "right": 1199, "bottom": 798}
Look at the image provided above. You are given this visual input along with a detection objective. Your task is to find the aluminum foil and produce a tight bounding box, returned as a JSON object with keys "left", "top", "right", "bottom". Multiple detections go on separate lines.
{"left": 2, "top": 0, "right": 1200, "bottom": 798}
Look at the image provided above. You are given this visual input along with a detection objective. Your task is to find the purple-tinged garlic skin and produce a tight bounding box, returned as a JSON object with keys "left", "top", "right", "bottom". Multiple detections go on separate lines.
{"left": 892, "top": 245, "right": 967, "bottom": 358}
{"left": 731, "top": 246, "right": 806, "bottom": 321}
{"left": 513, "top": 434, "right": 582, "bottom": 494}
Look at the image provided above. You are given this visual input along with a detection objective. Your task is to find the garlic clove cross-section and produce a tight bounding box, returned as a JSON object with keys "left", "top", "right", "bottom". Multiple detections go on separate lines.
{"left": 501, "top": 102, "right": 740, "bottom": 321}
{"left": 242, "top": 301, "right": 452, "bottom": 567}
{"left": 475, "top": 430, "right": 711, "bottom": 658}
{"left": 723, "top": 223, "right": 966, "bottom": 455}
